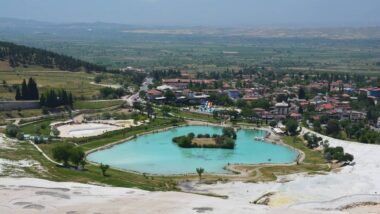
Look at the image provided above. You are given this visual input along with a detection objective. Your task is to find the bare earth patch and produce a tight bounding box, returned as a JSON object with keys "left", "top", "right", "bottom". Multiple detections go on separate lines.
{"left": 192, "top": 138, "right": 216, "bottom": 146}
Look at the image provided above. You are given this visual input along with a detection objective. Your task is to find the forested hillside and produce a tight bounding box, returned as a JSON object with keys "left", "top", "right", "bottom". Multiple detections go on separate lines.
{"left": 0, "top": 41, "right": 106, "bottom": 72}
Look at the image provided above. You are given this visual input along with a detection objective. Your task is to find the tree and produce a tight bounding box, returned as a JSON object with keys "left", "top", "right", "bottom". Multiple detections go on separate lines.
{"left": 313, "top": 120, "right": 321, "bottom": 133}
{"left": 196, "top": 167, "right": 204, "bottom": 181}
{"left": 139, "top": 90, "right": 146, "bottom": 99}
{"left": 52, "top": 144, "right": 75, "bottom": 167}
{"left": 70, "top": 147, "right": 85, "bottom": 169}
{"left": 298, "top": 106, "right": 304, "bottom": 114}
{"left": 52, "top": 127, "right": 60, "bottom": 137}
{"left": 21, "top": 79, "right": 28, "bottom": 100}
{"left": 145, "top": 102, "right": 154, "bottom": 117}
{"left": 241, "top": 107, "right": 257, "bottom": 120}
{"left": 15, "top": 87, "right": 21, "bottom": 100}
{"left": 100, "top": 163, "right": 110, "bottom": 176}
{"left": 133, "top": 102, "right": 143, "bottom": 112}
{"left": 222, "top": 127, "right": 237, "bottom": 139}
{"left": 269, "top": 121, "right": 277, "bottom": 127}
{"left": 5, "top": 124, "right": 20, "bottom": 138}
{"left": 164, "top": 89, "right": 176, "bottom": 101}
{"left": 286, "top": 119, "right": 299, "bottom": 136}
{"left": 94, "top": 75, "right": 103, "bottom": 83}
{"left": 68, "top": 92, "right": 74, "bottom": 108}
{"left": 298, "top": 87, "right": 306, "bottom": 99}
{"left": 326, "top": 120, "right": 340, "bottom": 136}
{"left": 16, "top": 132, "right": 25, "bottom": 140}
{"left": 27, "top": 77, "right": 39, "bottom": 100}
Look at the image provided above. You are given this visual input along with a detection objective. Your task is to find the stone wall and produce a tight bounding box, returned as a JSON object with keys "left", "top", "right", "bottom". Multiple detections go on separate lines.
{"left": 0, "top": 101, "right": 40, "bottom": 111}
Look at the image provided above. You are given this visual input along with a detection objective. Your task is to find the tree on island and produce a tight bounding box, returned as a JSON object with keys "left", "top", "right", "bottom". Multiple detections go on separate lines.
{"left": 222, "top": 127, "right": 237, "bottom": 139}
{"left": 196, "top": 167, "right": 204, "bottom": 181}
{"left": 172, "top": 128, "right": 236, "bottom": 149}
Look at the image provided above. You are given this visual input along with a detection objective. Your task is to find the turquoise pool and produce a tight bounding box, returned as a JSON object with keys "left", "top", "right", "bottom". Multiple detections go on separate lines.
{"left": 87, "top": 126, "right": 298, "bottom": 175}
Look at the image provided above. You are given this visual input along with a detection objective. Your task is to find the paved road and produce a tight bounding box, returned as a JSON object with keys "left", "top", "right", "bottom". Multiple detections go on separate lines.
{"left": 123, "top": 77, "right": 152, "bottom": 106}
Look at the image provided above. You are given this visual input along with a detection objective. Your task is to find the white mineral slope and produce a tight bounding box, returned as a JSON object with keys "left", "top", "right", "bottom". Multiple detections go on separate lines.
{"left": 184, "top": 127, "right": 380, "bottom": 212}
{"left": 0, "top": 177, "right": 330, "bottom": 214}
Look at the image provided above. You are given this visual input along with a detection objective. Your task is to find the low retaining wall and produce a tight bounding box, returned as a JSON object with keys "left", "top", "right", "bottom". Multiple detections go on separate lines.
{"left": 0, "top": 101, "right": 40, "bottom": 111}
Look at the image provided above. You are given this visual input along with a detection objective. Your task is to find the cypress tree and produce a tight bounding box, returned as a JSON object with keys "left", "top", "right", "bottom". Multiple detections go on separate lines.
{"left": 27, "top": 78, "right": 39, "bottom": 100}
{"left": 15, "top": 87, "right": 21, "bottom": 100}
{"left": 21, "top": 79, "right": 28, "bottom": 100}
{"left": 40, "top": 94, "right": 46, "bottom": 106}
{"left": 68, "top": 92, "right": 73, "bottom": 108}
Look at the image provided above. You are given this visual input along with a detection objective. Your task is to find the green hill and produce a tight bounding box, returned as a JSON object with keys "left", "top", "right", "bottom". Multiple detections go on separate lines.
{"left": 0, "top": 41, "right": 106, "bottom": 72}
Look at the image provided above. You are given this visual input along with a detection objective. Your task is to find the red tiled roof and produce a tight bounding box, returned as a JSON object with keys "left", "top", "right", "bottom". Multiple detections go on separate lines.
{"left": 146, "top": 89, "right": 162, "bottom": 96}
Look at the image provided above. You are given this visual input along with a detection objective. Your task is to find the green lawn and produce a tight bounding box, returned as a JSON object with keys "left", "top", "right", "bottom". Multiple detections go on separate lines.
{"left": 282, "top": 136, "right": 326, "bottom": 164}
{"left": 74, "top": 100, "right": 124, "bottom": 110}
{"left": 20, "top": 119, "right": 53, "bottom": 136}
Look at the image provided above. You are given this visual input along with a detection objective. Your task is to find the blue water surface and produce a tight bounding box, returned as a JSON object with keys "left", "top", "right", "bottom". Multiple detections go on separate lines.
{"left": 87, "top": 126, "right": 298, "bottom": 174}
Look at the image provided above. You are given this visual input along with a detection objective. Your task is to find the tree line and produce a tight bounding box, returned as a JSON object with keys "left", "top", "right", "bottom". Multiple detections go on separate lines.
{"left": 40, "top": 89, "right": 73, "bottom": 108}
{"left": 0, "top": 41, "right": 105, "bottom": 72}
{"left": 15, "top": 78, "right": 39, "bottom": 100}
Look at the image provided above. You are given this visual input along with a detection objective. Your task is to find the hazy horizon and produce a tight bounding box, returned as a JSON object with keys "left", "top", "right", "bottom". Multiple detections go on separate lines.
{"left": 1, "top": 0, "right": 380, "bottom": 28}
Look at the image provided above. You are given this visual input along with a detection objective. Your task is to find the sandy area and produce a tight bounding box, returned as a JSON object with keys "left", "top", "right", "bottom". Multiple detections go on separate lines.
{"left": 57, "top": 123, "right": 123, "bottom": 138}
{"left": 192, "top": 138, "right": 217, "bottom": 146}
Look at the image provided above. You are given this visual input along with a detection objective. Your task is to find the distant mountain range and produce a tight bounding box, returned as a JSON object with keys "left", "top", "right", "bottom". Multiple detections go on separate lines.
{"left": 1, "top": 17, "right": 380, "bottom": 40}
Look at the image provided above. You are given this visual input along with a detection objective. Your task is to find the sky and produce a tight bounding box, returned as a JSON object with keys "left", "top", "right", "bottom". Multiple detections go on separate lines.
{"left": 1, "top": 0, "right": 380, "bottom": 27}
